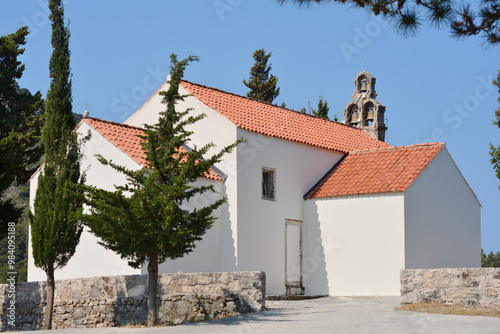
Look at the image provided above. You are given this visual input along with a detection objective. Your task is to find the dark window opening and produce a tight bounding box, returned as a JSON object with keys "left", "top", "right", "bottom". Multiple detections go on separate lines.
{"left": 262, "top": 168, "right": 275, "bottom": 200}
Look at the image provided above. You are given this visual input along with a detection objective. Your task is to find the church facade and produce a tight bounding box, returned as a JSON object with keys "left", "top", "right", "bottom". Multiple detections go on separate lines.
{"left": 28, "top": 71, "right": 481, "bottom": 296}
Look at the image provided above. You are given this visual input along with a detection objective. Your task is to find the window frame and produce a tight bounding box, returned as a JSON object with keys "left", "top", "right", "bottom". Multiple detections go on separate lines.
{"left": 261, "top": 167, "right": 276, "bottom": 201}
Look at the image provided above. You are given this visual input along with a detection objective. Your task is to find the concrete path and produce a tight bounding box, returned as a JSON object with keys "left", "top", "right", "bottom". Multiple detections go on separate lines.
{"left": 22, "top": 296, "right": 500, "bottom": 333}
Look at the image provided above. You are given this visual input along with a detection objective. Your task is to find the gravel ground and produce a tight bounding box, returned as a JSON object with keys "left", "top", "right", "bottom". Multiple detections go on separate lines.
{"left": 21, "top": 296, "right": 500, "bottom": 334}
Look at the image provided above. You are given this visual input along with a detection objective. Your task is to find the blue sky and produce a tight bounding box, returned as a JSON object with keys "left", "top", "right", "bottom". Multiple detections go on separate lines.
{"left": 1, "top": 1, "right": 499, "bottom": 253}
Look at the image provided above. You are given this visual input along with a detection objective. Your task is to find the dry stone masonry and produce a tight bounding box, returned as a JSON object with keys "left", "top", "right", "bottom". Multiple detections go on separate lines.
{"left": 0, "top": 271, "right": 265, "bottom": 331}
{"left": 401, "top": 268, "right": 500, "bottom": 307}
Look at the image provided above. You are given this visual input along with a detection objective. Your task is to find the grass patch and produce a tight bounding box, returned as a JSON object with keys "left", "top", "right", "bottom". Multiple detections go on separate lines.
{"left": 398, "top": 303, "right": 500, "bottom": 319}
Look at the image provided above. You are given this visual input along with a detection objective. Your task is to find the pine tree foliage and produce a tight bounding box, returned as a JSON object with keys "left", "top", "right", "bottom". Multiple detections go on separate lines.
{"left": 490, "top": 71, "right": 500, "bottom": 189}
{"left": 29, "top": 0, "right": 85, "bottom": 329}
{"left": 481, "top": 249, "right": 500, "bottom": 267}
{"left": 0, "top": 27, "right": 44, "bottom": 239}
{"left": 278, "top": 0, "right": 500, "bottom": 45}
{"left": 243, "top": 48, "right": 280, "bottom": 103}
{"left": 80, "top": 54, "right": 241, "bottom": 326}
{"left": 311, "top": 96, "right": 330, "bottom": 119}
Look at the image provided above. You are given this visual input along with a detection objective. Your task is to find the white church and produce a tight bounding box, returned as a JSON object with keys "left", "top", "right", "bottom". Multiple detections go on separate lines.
{"left": 28, "top": 71, "right": 481, "bottom": 296}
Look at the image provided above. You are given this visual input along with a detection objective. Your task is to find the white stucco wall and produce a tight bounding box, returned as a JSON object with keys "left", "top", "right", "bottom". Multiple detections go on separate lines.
{"left": 123, "top": 81, "right": 169, "bottom": 128}
{"left": 125, "top": 83, "right": 239, "bottom": 272}
{"left": 404, "top": 148, "right": 481, "bottom": 269}
{"left": 28, "top": 123, "right": 144, "bottom": 282}
{"left": 304, "top": 193, "right": 406, "bottom": 296}
{"left": 28, "top": 122, "right": 227, "bottom": 282}
{"left": 235, "top": 129, "right": 343, "bottom": 295}
{"left": 143, "top": 177, "right": 225, "bottom": 275}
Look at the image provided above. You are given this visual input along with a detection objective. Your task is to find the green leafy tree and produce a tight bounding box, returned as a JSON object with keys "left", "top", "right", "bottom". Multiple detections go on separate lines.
{"left": 243, "top": 48, "right": 280, "bottom": 103}
{"left": 490, "top": 71, "right": 500, "bottom": 188}
{"left": 79, "top": 54, "right": 241, "bottom": 326}
{"left": 0, "top": 27, "right": 44, "bottom": 239}
{"left": 29, "top": 0, "right": 85, "bottom": 329}
{"left": 311, "top": 96, "right": 330, "bottom": 119}
{"left": 278, "top": 0, "right": 500, "bottom": 45}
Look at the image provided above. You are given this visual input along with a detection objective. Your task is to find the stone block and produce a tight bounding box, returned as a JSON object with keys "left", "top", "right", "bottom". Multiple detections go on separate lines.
{"left": 218, "top": 273, "right": 230, "bottom": 284}
{"left": 226, "top": 301, "right": 238, "bottom": 313}
{"left": 172, "top": 314, "right": 186, "bottom": 325}
{"left": 176, "top": 300, "right": 191, "bottom": 315}
{"left": 227, "top": 281, "right": 240, "bottom": 292}
{"left": 73, "top": 307, "right": 85, "bottom": 320}
{"left": 162, "top": 301, "right": 173, "bottom": 311}
{"left": 127, "top": 285, "right": 145, "bottom": 297}
{"left": 197, "top": 274, "right": 213, "bottom": 285}
{"left": 133, "top": 306, "right": 147, "bottom": 321}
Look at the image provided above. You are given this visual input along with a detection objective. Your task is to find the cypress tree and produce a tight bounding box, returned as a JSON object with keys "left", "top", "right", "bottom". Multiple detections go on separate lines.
{"left": 29, "top": 0, "right": 85, "bottom": 329}
{"left": 311, "top": 96, "right": 330, "bottom": 120}
{"left": 80, "top": 54, "right": 241, "bottom": 326}
{"left": 243, "top": 48, "right": 280, "bottom": 103}
{"left": 0, "top": 27, "right": 44, "bottom": 239}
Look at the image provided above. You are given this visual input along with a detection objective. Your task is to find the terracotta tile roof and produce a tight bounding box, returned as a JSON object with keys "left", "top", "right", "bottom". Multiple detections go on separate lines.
{"left": 82, "top": 117, "right": 223, "bottom": 182}
{"left": 180, "top": 80, "right": 390, "bottom": 153}
{"left": 305, "top": 143, "right": 445, "bottom": 199}
{"left": 84, "top": 117, "right": 148, "bottom": 167}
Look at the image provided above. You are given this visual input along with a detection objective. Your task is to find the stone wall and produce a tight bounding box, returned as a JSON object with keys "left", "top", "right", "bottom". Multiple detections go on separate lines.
{"left": 401, "top": 268, "right": 500, "bottom": 307}
{"left": 0, "top": 271, "right": 265, "bottom": 331}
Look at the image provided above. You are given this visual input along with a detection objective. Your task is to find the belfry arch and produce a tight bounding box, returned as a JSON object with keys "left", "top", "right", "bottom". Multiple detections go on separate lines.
{"left": 342, "top": 70, "right": 387, "bottom": 142}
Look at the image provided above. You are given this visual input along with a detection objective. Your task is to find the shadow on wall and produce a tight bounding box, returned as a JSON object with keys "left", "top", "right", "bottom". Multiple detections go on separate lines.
{"left": 140, "top": 192, "right": 237, "bottom": 275}
{"left": 221, "top": 188, "right": 238, "bottom": 272}
{"left": 303, "top": 200, "right": 330, "bottom": 295}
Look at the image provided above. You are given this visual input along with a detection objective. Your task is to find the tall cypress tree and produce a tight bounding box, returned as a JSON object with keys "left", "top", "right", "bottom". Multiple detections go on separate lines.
{"left": 80, "top": 54, "right": 241, "bottom": 326}
{"left": 0, "top": 27, "right": 44, "bottom": 239}
{"left": 243, "top": 48, "right": 280, "bottom": 103}
{"left": 29, "top": 0, "right": 85, "bottom": 329}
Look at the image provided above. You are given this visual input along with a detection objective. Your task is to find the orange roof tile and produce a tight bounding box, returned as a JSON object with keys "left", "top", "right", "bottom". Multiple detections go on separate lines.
{"left": 305, "top": 143, "right": 445, "bottom": 199}
{"left": 83, "top": 118, "right": 223, "bottom": 182}
{"left": 180, "top": 80, "right": 390, "bottom": 153}
{"left": 84, "top": 117, "right": 148, "bottom": 167}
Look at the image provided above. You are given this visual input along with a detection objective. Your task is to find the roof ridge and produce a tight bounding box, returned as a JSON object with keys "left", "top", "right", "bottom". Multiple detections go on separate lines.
{"left": 350, "top": 142, "right": 444, "bottom": 155}
{"left": 85, "top": 117, "right": 146, "bottom": 132}
{"left": 180, "top": 79, "right": 369, "bottom": 133}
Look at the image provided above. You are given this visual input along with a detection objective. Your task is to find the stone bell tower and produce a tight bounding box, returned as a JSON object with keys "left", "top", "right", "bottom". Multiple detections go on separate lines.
{"left": 342, "top": 70, "right": 387, "bottom": 142}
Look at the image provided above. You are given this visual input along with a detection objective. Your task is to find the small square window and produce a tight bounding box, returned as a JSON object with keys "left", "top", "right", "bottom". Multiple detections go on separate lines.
{"left": 262, "top": 168, "right": 275, "bottom": 201}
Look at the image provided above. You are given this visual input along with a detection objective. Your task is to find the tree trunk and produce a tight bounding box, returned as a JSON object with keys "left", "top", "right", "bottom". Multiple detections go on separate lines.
{"left": 43, "top": 267, "right": 55, "bottom": 330}
{"left": 147, "top": 252, "right": 159, "bottom": 326}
